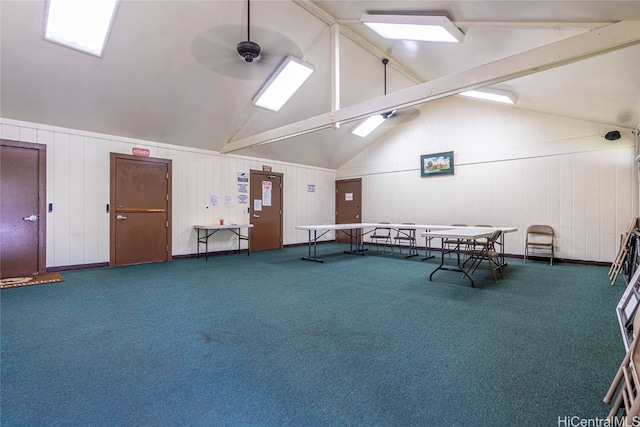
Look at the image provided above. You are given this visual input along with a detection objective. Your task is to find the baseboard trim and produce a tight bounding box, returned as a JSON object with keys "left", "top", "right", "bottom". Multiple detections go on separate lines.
{"left": 47, "top": 262, "right": 109, "bottom": 272}
{"left": 45, "top": 242, "right": 612, "bottom": 271}
{"left": 361, "top": 242, "right": 612, "bottom": 268}
{"left": 173, "top": 250, "right": 250, "bottom": 260}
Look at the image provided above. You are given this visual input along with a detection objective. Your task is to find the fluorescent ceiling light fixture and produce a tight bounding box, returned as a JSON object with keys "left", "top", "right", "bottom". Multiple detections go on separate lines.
{"left": 459, "top": 88, "right": 518, "bottom": 104}
{"left": 44, "top": 0, "right": 119, "bottom": 57}
{"left": 253, "top": 56, "right": 314, "bottom": 112}
{"left": 351, "top": 115, "right": 386, "bottom": 138}
{"left": 361, "top": 14, "right": 464, "bottom": 43}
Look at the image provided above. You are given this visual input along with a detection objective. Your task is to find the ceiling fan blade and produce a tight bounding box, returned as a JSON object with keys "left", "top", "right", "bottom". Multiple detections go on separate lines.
{"left": 391, "top": 107, "right": 421, "bottom": 123}
{"left": 191, "top": 25, "right": 302, "bottom": 81}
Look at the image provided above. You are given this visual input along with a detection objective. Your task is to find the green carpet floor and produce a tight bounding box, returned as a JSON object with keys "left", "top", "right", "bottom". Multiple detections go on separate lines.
{"left": 0, "top": 244, "right": 628, "bottom": 426}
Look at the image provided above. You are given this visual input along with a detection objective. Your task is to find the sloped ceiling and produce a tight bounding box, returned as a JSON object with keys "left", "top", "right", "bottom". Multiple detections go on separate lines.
{"left": 1, "top": 1, "right": 639, "bottom": 169}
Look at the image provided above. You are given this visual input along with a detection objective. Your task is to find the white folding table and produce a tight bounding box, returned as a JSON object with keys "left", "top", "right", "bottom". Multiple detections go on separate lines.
{"left": 295, "top": 223, "right": 455, "bottom": 263}
{"left": 383, "top": 224, "right": 455, "bottom": 259}
{"left": 422, "top": 226, "right": 517, "bottom": 287}
{"left": 295, "top": 223, "right": 379, "bottom": 262}
{"left": 193, "top": 224, "right": 253, "bottom": 260}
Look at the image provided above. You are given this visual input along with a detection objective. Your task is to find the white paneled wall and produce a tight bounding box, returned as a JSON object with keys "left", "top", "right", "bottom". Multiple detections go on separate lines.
{"left": 1, "top": 118, "right": 336, "bottom": 268}
{"left": 337, "top": 97, "right": 639, "bottom": 263}
{"left": 3, "top": 95, "right": 637, "bottom": 267}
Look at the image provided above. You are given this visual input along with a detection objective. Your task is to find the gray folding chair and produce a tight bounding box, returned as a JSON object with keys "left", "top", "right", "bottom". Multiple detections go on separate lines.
{"left": 368, "top": 222, "right": 393, "bottom": 254}
{"left": 472, "top": 224, "right": 493, "bottom": 248}
{"left": 524, "top": 225, "right": 555, "bottom": 265}
{"left": 464, "top": 230, "right": 504, "bottom": 282}
{"left": 444, "top": 224, "right": 470, "bottom": 258}
{"left": 394, "top": 223, "right": 417, "bottom": 256}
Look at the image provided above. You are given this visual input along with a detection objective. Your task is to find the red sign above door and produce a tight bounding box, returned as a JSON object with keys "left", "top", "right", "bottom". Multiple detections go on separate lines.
{"left": 132, "top": 147, "right": 150, "bottom": 157}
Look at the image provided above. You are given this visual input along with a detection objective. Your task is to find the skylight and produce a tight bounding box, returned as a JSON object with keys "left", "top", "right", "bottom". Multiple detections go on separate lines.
{"left": 351, "top": 115, "right": 386, "bottom": 138}
{"left": 44, "top": 0, "right": 119, "bottom": 57}
{"left": 361, "top": 14, "right": 464, "bottom": 43}
{"left": 459, "top": 88, "right": 519, "bottom": 105}
{"left": 253, "top": 56, "right": 315, "bottom": 112}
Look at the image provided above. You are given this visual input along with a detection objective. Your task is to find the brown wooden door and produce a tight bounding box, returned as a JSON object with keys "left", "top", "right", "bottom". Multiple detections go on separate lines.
{"left": 0, "top": 141, "right": 47, "bottom": 278}
{"left": 335, "top": 178, "right": 362, "bottom": 244}
{"left": 110, "top": 153, "right": 172, "bottom": 266}
{"left": 249, "top": 170, "right": 283, "bottom": 251}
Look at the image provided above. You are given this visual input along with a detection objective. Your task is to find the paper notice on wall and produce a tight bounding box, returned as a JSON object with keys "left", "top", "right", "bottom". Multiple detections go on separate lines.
{"left": 238, "top": 183, "right": 248, "bottom": 193}
{"left": 237, "top": 172, "right": 248, "bottom": 182}
{"left": 209, "top": 194, "right": 218, "bottom": 206}
{"left": 254, "top": 199, "right": 262, "bottom": 211}
{"left": 262, "top": 181, "right": 272, "bottom": 206}
{"left": 345, "top": 192, "right": 353, "bottom": 201}
{"left": 238, "top": 194, "right": 248, "bottom": 204}
{"left": 225, "top": 195, "right": 233, "bottom": 207}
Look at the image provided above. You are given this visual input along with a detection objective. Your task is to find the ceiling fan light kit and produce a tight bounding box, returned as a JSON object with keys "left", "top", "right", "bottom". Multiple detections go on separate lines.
{"left": 253, "top": 55, "right": 314, "bottom": 111}
{"left": 237, "top": 40, "right": 261, "bottom": 62}
{"left": 361, "top": 14, "right": 464, "bottom": 43}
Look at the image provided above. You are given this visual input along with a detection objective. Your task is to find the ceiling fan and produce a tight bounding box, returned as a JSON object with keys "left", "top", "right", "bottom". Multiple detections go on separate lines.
{"left": 381, "top": 58, "right": 397, "bottom": 119}
{"left": 236, "top": 0, "right": 260, "bottom": 62}
{"left": 351, "top": 58, "right": 420, "bottom": 137}
{"left": 380, "top": 58, "right": 420, "bottom": 122}
{"left": 190, "top": 0, "right": 302, "bottom": 80}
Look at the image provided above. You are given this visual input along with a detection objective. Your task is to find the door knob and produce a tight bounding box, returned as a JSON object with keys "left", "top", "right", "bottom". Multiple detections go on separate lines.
{"left": 252, "top": 214, "right": 260, "bottom": 218}
{"left": 356, "top": 214, "right": 360, "bottom": 220}
{"left": 116, "top": 215, "right": 127, "bottom": 220}
{"left": 22, "top": 214, "right": 38, "bottom": 222}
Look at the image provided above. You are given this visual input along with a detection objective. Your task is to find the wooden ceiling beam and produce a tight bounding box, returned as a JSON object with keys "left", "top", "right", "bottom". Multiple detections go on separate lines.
{"left": 221, "top": 20, "right": 640, "bottom": 154}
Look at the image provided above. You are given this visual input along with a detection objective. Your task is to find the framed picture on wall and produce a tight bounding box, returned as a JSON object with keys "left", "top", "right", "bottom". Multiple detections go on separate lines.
{"left": 421, "top": 151, "right": 454, "bottom": 177}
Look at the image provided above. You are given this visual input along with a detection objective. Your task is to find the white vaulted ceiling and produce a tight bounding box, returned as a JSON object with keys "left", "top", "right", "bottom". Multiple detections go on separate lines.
{"left": 1, "top": 1, "right": 639, "bottom": 169}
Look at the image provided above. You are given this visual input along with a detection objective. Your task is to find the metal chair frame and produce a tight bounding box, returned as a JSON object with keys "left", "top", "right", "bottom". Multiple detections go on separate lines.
{"left": 463, "top": 230, "right": 504, "bottom": 282}
{"left": 368, "top": 222, "right": 393, "bottom": 254}
{"left": 524, "top": 224, "right": 555, "bottom": 265}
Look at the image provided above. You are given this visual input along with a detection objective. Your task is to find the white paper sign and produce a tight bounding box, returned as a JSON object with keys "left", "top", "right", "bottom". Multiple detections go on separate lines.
{"left": 254, "top": 199, "right": 262, "bottom": 211}
{"left": 262, "top": 181, "right": 272, "bottom": 207}
{"left": 209, "top": 194, "right": 218, "bottom": 206}
{"left": 345, "top": 192, "right": 353, "bottom": 201}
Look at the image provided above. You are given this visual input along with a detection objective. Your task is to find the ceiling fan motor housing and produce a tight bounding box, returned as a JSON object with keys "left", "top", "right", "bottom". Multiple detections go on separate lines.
{"left": 237, "top": 40, "right": 261, "bottom": 62}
